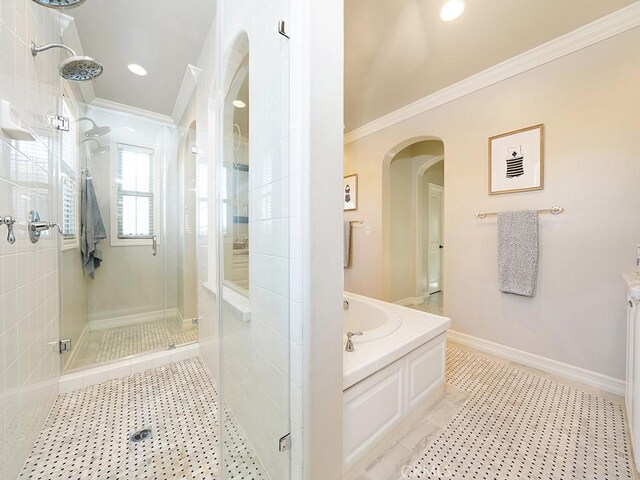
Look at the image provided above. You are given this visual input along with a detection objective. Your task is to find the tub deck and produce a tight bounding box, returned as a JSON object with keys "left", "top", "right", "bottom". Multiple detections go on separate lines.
{"left": 343, "top": 292, "right": 451, "bottom": 390}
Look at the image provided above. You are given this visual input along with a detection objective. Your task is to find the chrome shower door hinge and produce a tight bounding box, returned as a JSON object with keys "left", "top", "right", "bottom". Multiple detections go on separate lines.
{"left": 278, "top": 433, "right": 291, "bottom": 452}
{"left": 278, "top": 20, "right": 290, "bottom": 39}
{"left": 59, "top": 338, "right": 71, "bottom": 354}
{"left": 48, "top": 114, "right": 70, "bottom": 132}
{"left": 192, "top": 317, "right": 202, "bottom": 325}
{"left": 168, "top": 342, "right": 176, "bottom": 350}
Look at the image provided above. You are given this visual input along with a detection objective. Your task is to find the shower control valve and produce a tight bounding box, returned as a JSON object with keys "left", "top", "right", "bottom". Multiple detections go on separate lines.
{"left": 28, "top": 210, "right": 61, "bottom": 244}
{"left": 0, "top": 215, "right": 16, "bottom": 244}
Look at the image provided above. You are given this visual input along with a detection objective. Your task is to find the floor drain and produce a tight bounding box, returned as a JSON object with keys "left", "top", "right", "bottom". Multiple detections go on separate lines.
{"left": 130, "top": 428, "right": 152, "bottom": 444}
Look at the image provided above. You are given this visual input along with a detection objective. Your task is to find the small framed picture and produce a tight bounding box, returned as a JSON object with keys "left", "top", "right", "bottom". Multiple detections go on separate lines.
{"left": 343, "top": 174, "right": 358, "bottom": 211}
{"left": 489, "top": 124, "right": 544, "bottom": 195}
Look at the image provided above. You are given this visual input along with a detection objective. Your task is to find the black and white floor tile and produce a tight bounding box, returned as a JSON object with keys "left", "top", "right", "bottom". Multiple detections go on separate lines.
{"left": 355, "top": 345, "right": 636, "bottom": 480}
{"left": 20, "top": 358, "right": 267, "bottom": 480}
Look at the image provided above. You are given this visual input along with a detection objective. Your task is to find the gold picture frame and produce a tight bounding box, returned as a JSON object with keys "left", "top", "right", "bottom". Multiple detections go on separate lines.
{"left": 488, "top": 124, "right": 544, "bottom": 195}
{"left": 343, "top": 174, "right": 358, "bottom": 211}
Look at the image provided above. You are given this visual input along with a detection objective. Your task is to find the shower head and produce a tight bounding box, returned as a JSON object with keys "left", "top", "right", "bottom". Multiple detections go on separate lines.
{"left": 59, "top": 56, "right": 103, "bottom": 81}
{"left": 31, "top": 42, "right": 103, "bottom": 81}
{"left": 79, "top": 117, "right": 111, "bottom": 138}
{"left": 81, "top": 138, "right": 109, "bottom": 155}
{"left": 31, "top": 0, "right": 86, "bottom": 8}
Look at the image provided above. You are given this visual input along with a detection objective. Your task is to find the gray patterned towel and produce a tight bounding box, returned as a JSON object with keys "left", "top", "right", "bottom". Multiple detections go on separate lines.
{"left": 344, "top": 220, "right": 352, "bottom": 269}
{"left": 497, "top": 210, "right": 538, "bottom": 297}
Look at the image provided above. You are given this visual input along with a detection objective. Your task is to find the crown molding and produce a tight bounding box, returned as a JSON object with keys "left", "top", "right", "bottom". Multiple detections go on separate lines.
{"left": 171, "top": 64, "right": 202, "bottom": 125}
{"left": 91, "top": 97, "right": 174, "bottom": 125}
{"left": 344, "top": 3, "right": 640, "bottom": 145}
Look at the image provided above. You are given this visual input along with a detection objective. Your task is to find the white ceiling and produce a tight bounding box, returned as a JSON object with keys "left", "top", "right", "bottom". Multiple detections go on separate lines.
{"left": 69, "top": 0, "right": 216, "bottom": 116}
{"left": 345, "top": 0, "right": 636, "bottom": 132}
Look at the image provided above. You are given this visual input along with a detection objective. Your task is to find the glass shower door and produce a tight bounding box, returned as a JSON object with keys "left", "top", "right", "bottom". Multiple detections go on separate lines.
{"left": 59, "top": 103, "right": 194, "bottom": 372}
{"left": 219, "top": 0, "right": 292, "bottom": 478}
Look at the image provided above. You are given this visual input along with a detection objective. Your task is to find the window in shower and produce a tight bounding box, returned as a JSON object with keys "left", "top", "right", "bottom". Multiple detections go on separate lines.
{"left": 112, "top": 143, "right": 159, "bottom": 244}
{"left": 60, "top": 96, "right": 79, "bottom": 250}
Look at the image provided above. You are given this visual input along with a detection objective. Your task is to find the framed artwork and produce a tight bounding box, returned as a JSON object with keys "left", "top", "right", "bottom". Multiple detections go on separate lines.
{"left": 488, "top": 124, "right": 544, "bottom": 195}
{"left": 343, "top": 174, "right": 358, "bottom": 211}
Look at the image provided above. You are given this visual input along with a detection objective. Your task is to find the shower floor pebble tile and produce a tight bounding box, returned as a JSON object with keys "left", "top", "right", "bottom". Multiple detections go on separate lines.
{"left": 69, "top": 319, "right": 198, "bottom": 370}
{"left": 19, "top": 358, "right": 267, "bottom": 480}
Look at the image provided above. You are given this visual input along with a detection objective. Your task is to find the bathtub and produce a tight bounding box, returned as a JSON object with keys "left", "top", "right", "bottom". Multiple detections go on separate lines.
{"left": 342, "top": 292, "right": 451, "bottom": 468}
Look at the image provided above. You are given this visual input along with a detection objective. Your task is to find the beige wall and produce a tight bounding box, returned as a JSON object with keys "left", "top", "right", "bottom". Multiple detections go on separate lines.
{"left": 344, "top": 27, "right": 640, "bottom": 380}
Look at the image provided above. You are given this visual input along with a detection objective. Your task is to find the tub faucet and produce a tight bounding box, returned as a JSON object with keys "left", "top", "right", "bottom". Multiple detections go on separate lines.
{"left": 345, "top": 331, "right": 363, "bottom": 352}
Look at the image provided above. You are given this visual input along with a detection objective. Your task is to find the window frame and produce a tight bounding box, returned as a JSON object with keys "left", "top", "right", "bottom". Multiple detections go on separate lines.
{"left": 109, "top": 139, "right": 161, "bottom": 247}
{"left": 60, "top": 91, "right": 80, "bottom": 252}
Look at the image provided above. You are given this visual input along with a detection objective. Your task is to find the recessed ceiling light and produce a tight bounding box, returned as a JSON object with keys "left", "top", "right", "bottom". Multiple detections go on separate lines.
{"left": 127, "top": 63, "right": 147, "bottom": 76}
{"left": 440, "top": 0, "right": 465, "bottom": 21}
{"left": 232, "top": 100, "right": 246, "bottom": 109}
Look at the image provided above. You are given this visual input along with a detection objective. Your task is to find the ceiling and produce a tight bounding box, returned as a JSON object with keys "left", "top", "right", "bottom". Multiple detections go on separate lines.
{"left": 344, "top": 0, "right": 636, "bottom": 132}
{"left": 69, "top": 0, "right": 216, "bottom": 116}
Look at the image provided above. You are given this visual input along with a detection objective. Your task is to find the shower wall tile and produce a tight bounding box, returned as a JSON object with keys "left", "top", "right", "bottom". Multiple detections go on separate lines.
{"left": 0, "top": 3, "right": 62, "bottom": 479}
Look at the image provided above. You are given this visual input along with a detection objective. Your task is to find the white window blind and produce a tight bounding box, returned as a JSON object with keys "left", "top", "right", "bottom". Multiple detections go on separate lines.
{"left": 116, "top": 143, "right": 155, "bottom": 239}
{"left": 61, "top": 98, "right": 78, "bottom": 242}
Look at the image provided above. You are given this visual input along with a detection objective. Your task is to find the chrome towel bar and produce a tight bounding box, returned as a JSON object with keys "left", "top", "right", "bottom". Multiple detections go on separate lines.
{"left": 475, "top": 206, "right": 564, "bottom": 220}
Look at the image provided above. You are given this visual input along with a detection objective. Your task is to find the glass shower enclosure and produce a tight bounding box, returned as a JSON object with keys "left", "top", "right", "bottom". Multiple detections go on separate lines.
{"left": 59, "top": 101, "right": 199, "bottom": 372}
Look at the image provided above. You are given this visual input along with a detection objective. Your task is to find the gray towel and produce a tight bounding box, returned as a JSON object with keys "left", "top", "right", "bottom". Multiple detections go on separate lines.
{"left": 497, "top": 210, "right": 538, "bottom": 297}
{"left": 81, "top": 175, "right": 107, "bottom": 278}
{"left": 344, "top": 220, "right": 352, "bottom": 269}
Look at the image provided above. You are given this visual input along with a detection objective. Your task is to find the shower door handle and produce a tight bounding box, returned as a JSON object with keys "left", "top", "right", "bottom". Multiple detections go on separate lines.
{"left": 152, "top": 235, "right": 158, "bottom": 256}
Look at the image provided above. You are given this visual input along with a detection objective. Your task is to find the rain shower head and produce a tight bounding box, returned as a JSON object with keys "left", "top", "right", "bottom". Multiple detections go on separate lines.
{"left": 31, "top": 42, "right": 103, "bottom": 81}
{"left": 81, "top": 138, "right": 109, "bottom": 155}
{"left": 79, "top": 117, "right": 111, "bottom": 138}
{"left": 31, "top": 0, "right": 86, "bottom": 8}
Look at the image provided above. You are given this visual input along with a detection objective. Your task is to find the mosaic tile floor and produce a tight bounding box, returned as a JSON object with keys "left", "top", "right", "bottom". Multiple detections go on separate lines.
{"left": 68, "top": 319, "right": 198, "bottom": 371}
{"left": 353, "top": 344, "right": 637, "bottom": 480}
{"left": 20, "top": 358, "right": 268, "bottom": 480}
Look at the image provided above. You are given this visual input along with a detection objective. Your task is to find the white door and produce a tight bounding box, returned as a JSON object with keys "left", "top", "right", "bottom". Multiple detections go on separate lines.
{"left": 427, "top": 184, "right": 444, "bottom": 294}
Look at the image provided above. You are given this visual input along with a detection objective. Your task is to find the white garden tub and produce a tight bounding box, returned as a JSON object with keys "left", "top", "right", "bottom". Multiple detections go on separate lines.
{"left": 342, "top": 292, "right": 451, "bottom": 468}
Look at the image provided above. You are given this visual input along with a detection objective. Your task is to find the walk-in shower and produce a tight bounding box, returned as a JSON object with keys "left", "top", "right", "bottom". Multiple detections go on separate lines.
{"left": 60, "top": 104, "right": 199, "bottom": 372}
{"left": 6, "top": 0, "right": 295, "bottom": 478}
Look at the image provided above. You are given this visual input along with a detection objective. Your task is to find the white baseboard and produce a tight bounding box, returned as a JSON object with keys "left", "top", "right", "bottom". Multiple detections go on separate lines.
{"left": 394, "top": 296, "right": 425, "bottom": 307}
{"left": 89, "top": 308, "right": 179, "bottom": 330}
{"left": 59, "top": 343, "right": 200, "bottom": 393}
{"left": 176, "top": 308, "right": 195, "bottom": 327}
{"left": 447, "top": 330, "right": 625, "bottom": 397}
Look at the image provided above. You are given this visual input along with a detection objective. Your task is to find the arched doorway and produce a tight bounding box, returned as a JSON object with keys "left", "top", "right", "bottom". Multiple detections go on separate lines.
{"left": 382, "top": 138, "right": 445, "bottom": 314}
